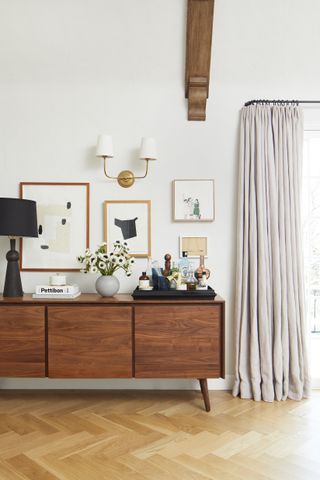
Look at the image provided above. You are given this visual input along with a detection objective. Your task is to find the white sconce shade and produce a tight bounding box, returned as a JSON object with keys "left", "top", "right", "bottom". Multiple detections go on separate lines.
{"left": 97, "top": 135, "right": 157, "bottom": 187}
{"left": 140, "top": 137, "right": 157, "bottom": 160}
{"left": 96, "top": 135, "right": 114, "bottom": 158}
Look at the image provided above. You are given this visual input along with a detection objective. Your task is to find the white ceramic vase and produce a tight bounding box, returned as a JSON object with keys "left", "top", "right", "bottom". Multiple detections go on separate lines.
{"left": 95, "top": 275, "right": 120, "bottom": 297}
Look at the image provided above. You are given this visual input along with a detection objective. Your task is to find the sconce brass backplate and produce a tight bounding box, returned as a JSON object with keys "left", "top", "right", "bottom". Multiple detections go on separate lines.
{"left": 117, "top": 170, "right": 135, "bottom": 188}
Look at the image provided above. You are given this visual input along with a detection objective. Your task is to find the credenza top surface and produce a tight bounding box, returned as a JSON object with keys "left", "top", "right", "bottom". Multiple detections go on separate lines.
{"left": 0, "top": 293, "right": 225, "bottom": 305}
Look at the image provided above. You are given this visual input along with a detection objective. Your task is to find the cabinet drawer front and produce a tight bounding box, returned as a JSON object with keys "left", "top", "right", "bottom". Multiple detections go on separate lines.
{"left": 135, "top": 305, "right": 222, "bottom": 378}
{"left": 0, "top": 306, "right": 45, "bottom": 377}
{"left": 48, "top": 306, "right": 132, "bottom": 378}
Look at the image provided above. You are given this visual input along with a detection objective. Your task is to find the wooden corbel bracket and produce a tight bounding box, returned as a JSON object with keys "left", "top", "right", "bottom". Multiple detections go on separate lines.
{"left": 185, "top": 0, "right": 214, "bottom": 121}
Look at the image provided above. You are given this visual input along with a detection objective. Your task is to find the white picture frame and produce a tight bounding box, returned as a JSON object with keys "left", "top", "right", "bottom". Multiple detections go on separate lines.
{"left": 20, "top": 182, "right": 90, "bottom": 271}
{"left": 104, "top": 200, "right": 151, "bottom": 257}
{"left": 173, "top": 179, "right": 215, "bottom": 222}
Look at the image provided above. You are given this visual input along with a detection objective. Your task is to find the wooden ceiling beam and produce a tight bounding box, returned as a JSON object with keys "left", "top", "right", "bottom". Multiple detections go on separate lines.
{"left": 185, "top": 0, "right": 215, "bottom": 121}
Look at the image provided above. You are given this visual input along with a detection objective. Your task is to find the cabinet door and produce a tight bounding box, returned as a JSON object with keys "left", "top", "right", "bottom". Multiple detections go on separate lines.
{"left": 48, "top": 306, "right": 132, "bottom": 378}
{"left": 0, "top": 306, "right": 45, "bottom": 377}
{"left": 135, "top": 305, "right": 222, "bottom": 378}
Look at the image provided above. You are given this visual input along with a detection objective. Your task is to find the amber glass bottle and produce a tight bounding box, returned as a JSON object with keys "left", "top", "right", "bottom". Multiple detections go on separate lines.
{"left": 139, "top": 272, "right": 150, "bottom": 290}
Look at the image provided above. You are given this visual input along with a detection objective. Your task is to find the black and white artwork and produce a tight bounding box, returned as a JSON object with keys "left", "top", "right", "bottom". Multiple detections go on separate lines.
{"left": 104, "top": 201, "right": 151, "bottom": 257}
{"left": 114, "top": 217, "right": 138, "bottom": 240}
{"left": 20, "top": 183, "right": 89, "bottom": 270}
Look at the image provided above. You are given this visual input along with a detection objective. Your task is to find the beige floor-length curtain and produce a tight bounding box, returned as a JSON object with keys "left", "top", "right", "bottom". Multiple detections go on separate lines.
{"left": 233, "top": 104, "right": 310, "bottom": 402}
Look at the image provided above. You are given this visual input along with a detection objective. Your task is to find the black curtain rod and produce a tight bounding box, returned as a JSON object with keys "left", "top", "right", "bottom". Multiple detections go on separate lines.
{"left": 244, "top": 99, "right": 320, "bottom": 107}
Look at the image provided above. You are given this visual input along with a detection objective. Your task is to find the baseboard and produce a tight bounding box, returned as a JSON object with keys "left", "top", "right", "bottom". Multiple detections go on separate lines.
{"left": 208, "top": 375, "right": 234, "bottom": 390}
{"left": 1, "top": 375, "right": 317, "bottom": 392}
{"left": 0, "top": 375, "right": 235, "bottom": 390}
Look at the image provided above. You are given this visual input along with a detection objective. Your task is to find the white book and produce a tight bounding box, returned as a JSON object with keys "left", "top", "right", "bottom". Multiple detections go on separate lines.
{"left": 35, "top": 284, "right": 80, "bottom": 295}
{"left": 32, "top": 292, "right": 81, "bottom": 299}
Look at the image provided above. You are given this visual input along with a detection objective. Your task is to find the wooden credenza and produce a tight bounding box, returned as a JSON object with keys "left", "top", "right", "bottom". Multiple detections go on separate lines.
{"left": 0, "top": 294, "right": 225, "bottom": 411}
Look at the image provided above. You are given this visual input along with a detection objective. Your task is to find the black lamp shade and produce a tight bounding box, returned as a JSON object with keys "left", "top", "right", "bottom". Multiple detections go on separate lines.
{"left": 0, "top": 198, "right": 38, "bottom": 238}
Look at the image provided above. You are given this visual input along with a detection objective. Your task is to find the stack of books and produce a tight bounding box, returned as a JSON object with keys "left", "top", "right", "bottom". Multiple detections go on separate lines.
{"left": 32, "top": 284, "right": 81, "bottom": 299}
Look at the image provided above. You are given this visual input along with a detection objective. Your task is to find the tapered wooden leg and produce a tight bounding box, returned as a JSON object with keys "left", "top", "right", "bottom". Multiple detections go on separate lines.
{"left": 199, "top": 378, "right": 211, "bottom": 412}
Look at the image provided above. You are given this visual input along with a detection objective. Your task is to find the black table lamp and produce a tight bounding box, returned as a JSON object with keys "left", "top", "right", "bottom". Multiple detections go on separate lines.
{"left": 0, "top": 198, "right": 38, "bottom": 297}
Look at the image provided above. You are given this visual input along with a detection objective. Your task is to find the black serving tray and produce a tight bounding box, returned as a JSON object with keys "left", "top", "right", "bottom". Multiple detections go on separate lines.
{"left": 132, "top": 286, "right": 217, "bottom": 300}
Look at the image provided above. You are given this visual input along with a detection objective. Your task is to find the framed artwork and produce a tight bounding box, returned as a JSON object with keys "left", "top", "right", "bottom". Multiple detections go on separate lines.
{"left": 173, "top": 179, "right": 215, "bottom": 222}
{"left": 179, "top": 236, "right": 208, "bottom": 258}
{"left": 104, "top": 200, "right": 151, "bottom": 257}
{"left": 20, "top": 182, "right": 90, "bottom": 271}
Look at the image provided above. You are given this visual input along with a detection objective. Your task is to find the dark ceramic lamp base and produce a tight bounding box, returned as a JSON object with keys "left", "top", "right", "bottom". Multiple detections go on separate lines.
{"left": 3, "top": 239, "right": 23, "bottom": 297}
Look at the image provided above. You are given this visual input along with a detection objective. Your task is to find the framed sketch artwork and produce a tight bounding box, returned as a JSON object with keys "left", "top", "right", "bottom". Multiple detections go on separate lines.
{"left": 20, "top": 182, "right": 90, "bottom": 271}
{"left": 173, "top": 179, "right": 215, "bottom": 222}
{"left": 104, "top": 200, "right": 151, "bottom": 257}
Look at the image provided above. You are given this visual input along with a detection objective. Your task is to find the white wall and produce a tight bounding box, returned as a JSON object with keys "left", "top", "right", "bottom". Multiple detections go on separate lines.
{"left": 1, "top": 0, "right": 320, "bottom": 387}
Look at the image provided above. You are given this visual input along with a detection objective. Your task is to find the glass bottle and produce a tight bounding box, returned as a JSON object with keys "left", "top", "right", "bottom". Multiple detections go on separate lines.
{"left": 195, "top": 255, "right": 210, "bottom": 280}
{"left": 185, "top": 263, "right": 197, "bottom": 290}
{"left": 139, "top": 272, "right": 150, "bottom": 290}
{"left": 178, "top": 251, "right": 190, "bottom": 280}
{"left": 146, "top": 256, "right": 153, "bottom": 287}
{"left": 171, "top": 261, "right": 179, "bottom": 273}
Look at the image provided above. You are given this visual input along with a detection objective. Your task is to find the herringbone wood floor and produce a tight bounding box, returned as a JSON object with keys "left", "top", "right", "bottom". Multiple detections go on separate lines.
{"left": 0, "top": 389, "right": 319, "bottom": 480}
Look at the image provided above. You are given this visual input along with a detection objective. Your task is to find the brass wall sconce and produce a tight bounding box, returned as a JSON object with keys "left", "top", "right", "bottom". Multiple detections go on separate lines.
{"left": 96, "top": 135, "right": 157, "bottom": 188}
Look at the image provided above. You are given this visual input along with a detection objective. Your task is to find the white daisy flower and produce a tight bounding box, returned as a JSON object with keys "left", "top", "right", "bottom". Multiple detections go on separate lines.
{"left": 118, "top": 256, "right": 125, "bottom": 265}
{"left": 98, "top": 261, "right": 106, "bottom": 270}
{"left": 90, "top": 266, "right": 98, "bottom": 273}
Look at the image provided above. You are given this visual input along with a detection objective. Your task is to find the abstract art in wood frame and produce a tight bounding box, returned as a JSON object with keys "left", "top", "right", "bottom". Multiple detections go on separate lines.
{"left": 104, "top": 200, "right": 151, "bottom": 257}
{"left": 179, "top": 235, "right": 208, "bottom": 258}
{"left": 173, "top": 179, "right": 215, "bottom": 222}
{"left": 20, "top": 182, "right": 90, "bottom": 271}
